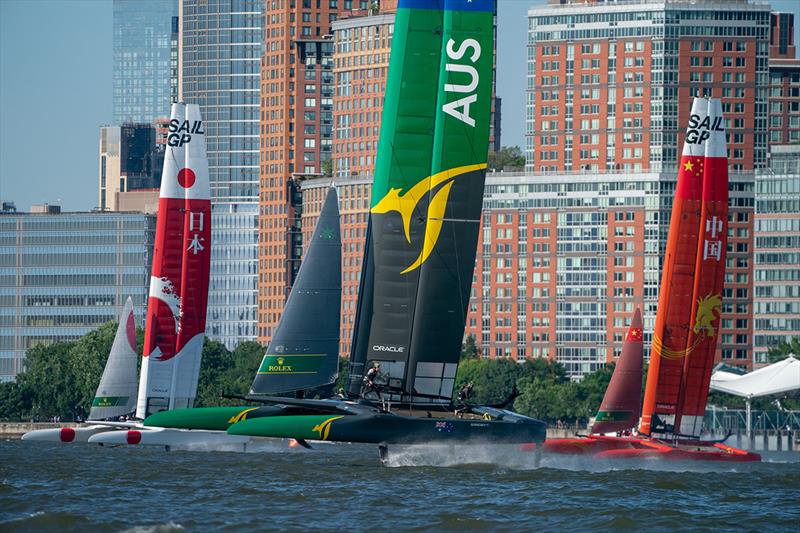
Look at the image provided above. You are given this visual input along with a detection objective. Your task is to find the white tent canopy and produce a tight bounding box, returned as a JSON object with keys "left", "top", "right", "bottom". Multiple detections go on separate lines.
{"left": 711, "top": 355, "right": 800, "bottom": 399}
{"left": 710, "top": 355, "right": 800, "bottom": 438}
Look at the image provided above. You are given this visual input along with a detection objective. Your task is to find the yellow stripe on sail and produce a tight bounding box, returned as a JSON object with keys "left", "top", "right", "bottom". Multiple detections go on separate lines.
{"left": 651, "top": 334, "right": 703, "bottom": 360}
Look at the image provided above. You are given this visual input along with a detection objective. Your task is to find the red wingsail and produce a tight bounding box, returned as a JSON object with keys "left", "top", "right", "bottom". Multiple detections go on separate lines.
{"left": 675, "top": 98, "right": 728, "bottom": 437}
{"left": 591, "top": 308, "right": 643, "bottom": 435}
{"left": 640, "top": 97, "right": 709, "bottom": 436}
{"left": 136, "top": 103, "right": 211, "bottom": 419}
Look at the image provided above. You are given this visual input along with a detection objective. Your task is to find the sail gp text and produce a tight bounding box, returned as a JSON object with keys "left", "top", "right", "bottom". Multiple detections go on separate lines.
{"left": 168, "top": 119, "right": 204, "bottom": 147}
{"left": 685, "top": 114, "right": 724, "bottom": 144}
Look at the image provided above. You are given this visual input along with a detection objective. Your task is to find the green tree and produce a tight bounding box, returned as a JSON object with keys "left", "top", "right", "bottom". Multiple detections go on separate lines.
{"left": 194, "top": 339, "right": 233, "bottom": 407}
{"left": 767, "top": 337, "right": 800, "bottom": 363}
{"left": 487, "top": 146, "right": 525, "bottom": 171}
{"left": 460, "top": 335, "right": 479, "bottom": 360}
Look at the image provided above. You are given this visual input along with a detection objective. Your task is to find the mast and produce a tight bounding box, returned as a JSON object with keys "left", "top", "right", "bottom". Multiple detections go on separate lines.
{"left": 250, "top": 187, "right": 341, "bottom": 395}
{"left": 136, "top": 103, "right": 211, "bottom": 419}
{"left": 639, "top": 97, "right": 708, "bottom": 436}
{"left": 674, "top": 98, "right": 728, "bottom": 437}
{"left": 348, "top": 0, "right": 495, "bottom": 404}
{"left": 591, "top": 307, "right": 643, "bottom": 435}
{"left": 89, "top": 297, "right": 139, "bottom": 420}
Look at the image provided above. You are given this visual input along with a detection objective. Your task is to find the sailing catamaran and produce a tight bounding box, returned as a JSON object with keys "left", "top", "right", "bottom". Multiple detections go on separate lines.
{"left": 87, "top": 101, "right": 215, "bottom": 447}
{"left": 544, "top": 97, "right": 759, "bottom": 462}
{"left": 22, "top": 297, "right": 139, "bottom": 443}
{"left": 108, "top": 186, "right": 343, "bottom": 448}
{"left": 215, "top": 0, "right": 546, "bottom": 459}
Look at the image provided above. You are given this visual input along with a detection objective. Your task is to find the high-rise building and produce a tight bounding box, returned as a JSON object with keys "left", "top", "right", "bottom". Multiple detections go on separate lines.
{"left": 768, "top": 13, "right": 799, "bottom": 146}
{"left": 525, "top": 0, "right": 772, "bottom": 173}
{"left": 753, "top": 144, "right": 800, "bottom": 366}
{"left": 180, "top": 0, "right": 263, "bottom": 348}
{"left": 0, "top": 212, "right": 154, "bottom": 382}
{"left": 98, "top": 124, "right": 163, "bottom": 211}
{"left": 257, "top": 0, "right": 388, "bottom": 343}
{"left": 113, "top": 0, "right": 178, "bottom": 125}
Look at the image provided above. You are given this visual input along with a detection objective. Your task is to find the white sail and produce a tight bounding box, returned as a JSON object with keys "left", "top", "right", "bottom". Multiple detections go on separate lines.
{"left": 89, "top": 297, "right": 139, "bottom": 420}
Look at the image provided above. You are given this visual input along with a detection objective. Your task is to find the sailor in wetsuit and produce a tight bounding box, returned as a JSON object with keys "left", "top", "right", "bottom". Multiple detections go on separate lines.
{"left": 361, "top": 362, "right": 382, "bottom": 400}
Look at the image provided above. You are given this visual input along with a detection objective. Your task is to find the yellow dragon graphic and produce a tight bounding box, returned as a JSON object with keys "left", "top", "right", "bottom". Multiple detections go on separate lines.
{"left": 693, "top": 293, "right": 722, "bottom": 337}
{"left": 371, "top": 163, "right": 487, "bottom": 274}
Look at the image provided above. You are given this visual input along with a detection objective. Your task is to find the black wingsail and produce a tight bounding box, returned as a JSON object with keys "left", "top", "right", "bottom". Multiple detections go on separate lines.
{"left": 250, "top": 187, "right": 341, "bottom": 395}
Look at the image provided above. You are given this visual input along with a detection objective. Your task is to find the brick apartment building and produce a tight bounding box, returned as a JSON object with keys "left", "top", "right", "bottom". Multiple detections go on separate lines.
{"left": 295, "top": 1, "right": 798, "bottom": 376}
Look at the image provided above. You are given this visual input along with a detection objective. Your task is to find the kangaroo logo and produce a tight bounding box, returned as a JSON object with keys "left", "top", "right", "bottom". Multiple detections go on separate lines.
{"left": 227, "top": 407, "right": 258, "bottom": 425}
{"left": 693, "top": 293, "right": 722, "bottom": 337}
{"left": 312, "top": 416, "right": 344, "bottom": 441}
{"left": 371, "top": 163, "right": 487, "bottom": 274}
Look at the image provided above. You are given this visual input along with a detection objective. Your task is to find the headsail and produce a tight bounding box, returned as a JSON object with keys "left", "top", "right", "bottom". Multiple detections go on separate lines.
{"left": 591, "top": 308, "right": 643, "bottom": 435}
{"left": 675, "top": 98, "right": 728, "bottom": 437}
{"left": 348, "top": 0, "right": 495, "bottom": 403}
{"left": 90, "top": 297, "right": 139, "bottom": 420}
{"left": 250, "top": 187, "right": 341, "bottom": 395}
{"left": 640, "top": 98, "right": 726, "bottom": 437}
{"left": 136, "top": 103, "right": 211, "bottom": 419}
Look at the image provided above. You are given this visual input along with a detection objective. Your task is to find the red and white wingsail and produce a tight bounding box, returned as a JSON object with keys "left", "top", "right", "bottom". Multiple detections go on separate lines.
{"left": 136, "top": 103, "right": 211, "bottom": 419}
{"left": 675, "top": 98, "right": 728, "bottom": 437}
{"left": 640, "top": 97, "right": 728, "bottom": 438}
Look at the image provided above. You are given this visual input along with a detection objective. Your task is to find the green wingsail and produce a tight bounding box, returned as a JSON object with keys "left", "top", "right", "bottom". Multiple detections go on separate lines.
{"left": 349, "top": 0, "right": 496, "bottom": 402}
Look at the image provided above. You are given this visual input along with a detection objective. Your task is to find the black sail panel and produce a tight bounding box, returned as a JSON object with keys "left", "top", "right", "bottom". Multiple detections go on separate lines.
{"left": 250, "top": 187, "right": 341, "bottom": 395}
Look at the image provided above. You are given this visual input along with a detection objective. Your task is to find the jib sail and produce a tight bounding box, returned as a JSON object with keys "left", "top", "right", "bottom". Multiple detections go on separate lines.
{"left": 250, "top": 187, "right": 341, "bottom": 395}
{"left": 348, "top": 0, "right": 495, "bottom": 403}
{"left": 591, "top": 308, "right": 643, "bottom": 435}
{"left": 90, "top": 297, "right": 139, "bottom": 420}
{"left": 136, "top": 103, "right": 212, "bottom": 419}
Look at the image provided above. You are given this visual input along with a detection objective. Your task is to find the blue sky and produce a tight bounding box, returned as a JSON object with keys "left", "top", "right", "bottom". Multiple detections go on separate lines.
{"left": 1, "top": 0, "right": 798, "bottom": 212}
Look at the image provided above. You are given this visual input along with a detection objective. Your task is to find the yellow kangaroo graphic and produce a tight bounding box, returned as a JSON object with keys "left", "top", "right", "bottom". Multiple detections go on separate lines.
{"left": 312, "top": 416, "right": 344, "bottom": 441}
{"left": 227, "top": 407, "right": 258, "bottom": 424}
{"left": 693, "top": 293, "right": 722, "bottom": 337}
{"left": 371, "top": 163, "right": 487, "bottom": 274}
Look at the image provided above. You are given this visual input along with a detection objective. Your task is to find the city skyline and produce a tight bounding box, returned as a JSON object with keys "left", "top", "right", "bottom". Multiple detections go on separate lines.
{"left": 2, "top": 1, "right": 799, "bottom": 213}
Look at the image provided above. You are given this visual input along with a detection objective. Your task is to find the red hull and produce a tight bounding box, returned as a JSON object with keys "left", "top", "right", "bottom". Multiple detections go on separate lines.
{"left": 538, "top": 435, "right": 760, "bottom": 462}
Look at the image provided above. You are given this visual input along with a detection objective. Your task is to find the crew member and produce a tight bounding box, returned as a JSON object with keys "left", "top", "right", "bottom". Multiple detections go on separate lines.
{"left": 455, "top": 381, "right": 474, "bottom": 417}
{"left": 362, "top": 362, "right": 381, "bottom": 399}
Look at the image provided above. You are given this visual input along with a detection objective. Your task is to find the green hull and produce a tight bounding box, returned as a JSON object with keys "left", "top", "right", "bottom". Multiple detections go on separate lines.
{"left": 143, "top": 406, "right": 258, "bottom": 431}
{"left": 227, "top": 411, "right": 547, "bottom": 446}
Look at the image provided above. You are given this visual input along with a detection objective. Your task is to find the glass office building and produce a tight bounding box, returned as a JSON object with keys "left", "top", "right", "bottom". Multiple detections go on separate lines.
{"left": 0, "top": 212, "right": 154, "bottom": 382}
{"left": 113, "top": 0, "right": 178, "bottom": 124}
{"left": 181, "top": 0, "right": 262, "bottom": 348}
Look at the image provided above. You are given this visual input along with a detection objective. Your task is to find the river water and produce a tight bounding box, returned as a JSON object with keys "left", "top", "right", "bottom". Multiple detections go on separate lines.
{"left": 2, "top": 440, "right": 799, "bottom": 531}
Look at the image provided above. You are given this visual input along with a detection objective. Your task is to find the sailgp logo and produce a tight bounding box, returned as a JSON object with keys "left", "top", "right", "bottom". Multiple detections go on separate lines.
{"left": 371, "top": 163, "right": 487, "bottom": 274}
{"left": 312, "top": 416, "right": 343, "bottom": 441}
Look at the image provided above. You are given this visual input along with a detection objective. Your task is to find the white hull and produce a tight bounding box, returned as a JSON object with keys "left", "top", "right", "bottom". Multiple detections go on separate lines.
{"left": 88, "top": 427, "right": 253, "bottom": 451}
{"left": 21, "top": 425, "right": 117, "bottom": 443}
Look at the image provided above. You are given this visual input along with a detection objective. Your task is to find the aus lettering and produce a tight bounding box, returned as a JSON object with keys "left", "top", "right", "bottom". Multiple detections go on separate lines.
{"left": 442, "top": 38, "right": 482, "bottom": 127}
